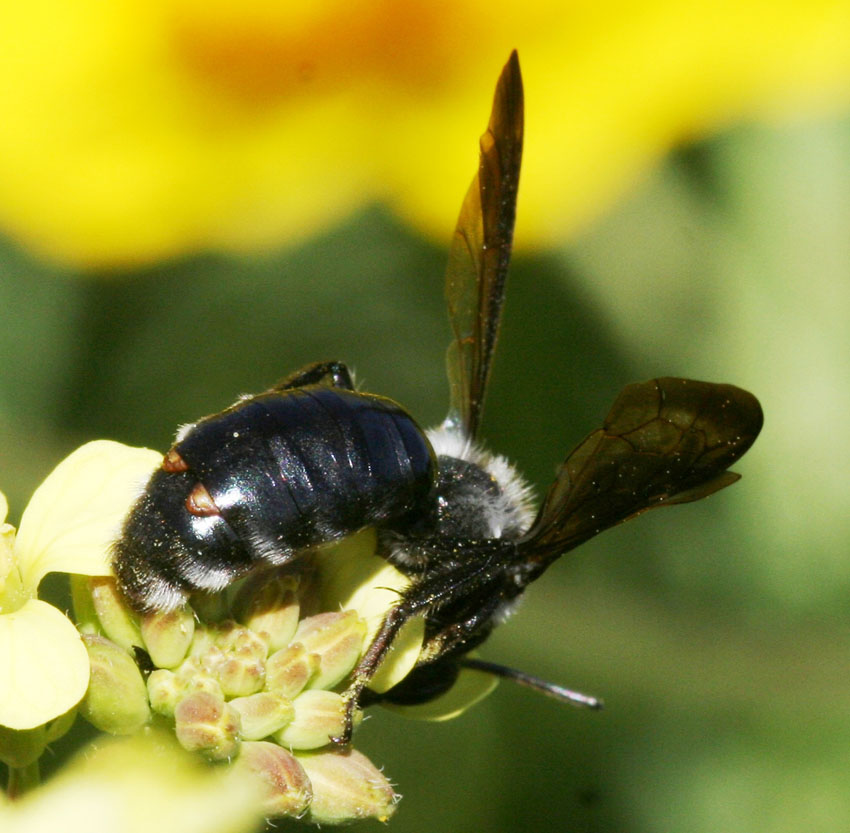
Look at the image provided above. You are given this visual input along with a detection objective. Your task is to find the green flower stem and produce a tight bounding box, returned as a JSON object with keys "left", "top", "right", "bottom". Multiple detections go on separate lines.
{"left": 7, "top": 760, "right": 40, "bottom": 799}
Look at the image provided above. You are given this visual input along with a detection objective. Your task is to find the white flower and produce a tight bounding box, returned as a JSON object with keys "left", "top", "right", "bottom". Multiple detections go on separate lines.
{"left": 0, "top": 442, "right": 160, "bottom": 729}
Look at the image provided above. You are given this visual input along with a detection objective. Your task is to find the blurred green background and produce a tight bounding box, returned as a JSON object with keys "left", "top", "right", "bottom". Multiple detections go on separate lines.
{"left": 3, "top": 108, "right": 850, "bottom": 831}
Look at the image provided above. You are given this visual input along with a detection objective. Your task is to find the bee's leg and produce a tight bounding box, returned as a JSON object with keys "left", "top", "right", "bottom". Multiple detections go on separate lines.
{"left": 361, "top": 595, "right": 509, "bottom": 710}
{"left": 332, "top": 544, "right": 511, "bottom": 746}
{"left": 271, "top": 361, "right": 355, "bottom": 391}
{"left": 414, "top": 594, "right": 504, "bottom": 664}
{"left": 332, "top": 599, "right": 418, "bottom": 746}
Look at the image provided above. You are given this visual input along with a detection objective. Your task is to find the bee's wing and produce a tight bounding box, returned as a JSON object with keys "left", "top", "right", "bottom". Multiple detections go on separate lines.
{"left": 444, "top": 50, "right": 524, "bottom": 439}
{"left": 518, "top": 378, "right": 764, "bottom": 572}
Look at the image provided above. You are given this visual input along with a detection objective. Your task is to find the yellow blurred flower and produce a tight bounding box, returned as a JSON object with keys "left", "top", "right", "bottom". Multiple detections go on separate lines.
{"left": 0, "top": 442, "right": 160, "bottom": 730}
{"left": 0, "top": 1, "right": 847, "bottom": 267}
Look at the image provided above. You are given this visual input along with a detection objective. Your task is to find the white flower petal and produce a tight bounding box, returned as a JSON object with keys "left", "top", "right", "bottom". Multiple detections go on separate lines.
{"left": 15, "top": 441, "right": 161, "bottom": 591}
{"left": 0, "top": 521, "right": 17, "bottom": 595}
{"left": 0, "top": 599, "right": 90, "bottom": 729}
{"left": 314, "top": 530, "right": 424, "bottom": 694}
{"left": 0, "top": 490, "right": 17, "bottom": 594}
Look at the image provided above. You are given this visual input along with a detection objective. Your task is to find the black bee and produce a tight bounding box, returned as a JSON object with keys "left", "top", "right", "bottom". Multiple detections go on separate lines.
{"left": 113, "top": 52, "right": 763, "bottom": 741}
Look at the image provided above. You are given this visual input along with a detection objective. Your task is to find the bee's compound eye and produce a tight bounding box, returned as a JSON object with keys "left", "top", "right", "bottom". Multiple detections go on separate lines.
{"left": 186, "top": 482, "right": 220, "bottom": 517}
{"left": 162, "top": 448, "right": 189, "bottom": 472}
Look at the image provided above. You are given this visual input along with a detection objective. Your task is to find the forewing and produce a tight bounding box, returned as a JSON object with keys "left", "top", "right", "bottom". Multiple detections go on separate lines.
{"left": 520, "top": 378, "right": 763, "bottom": 565}
{"left": 445, "top": 50, "right": 524, "bottom": 439}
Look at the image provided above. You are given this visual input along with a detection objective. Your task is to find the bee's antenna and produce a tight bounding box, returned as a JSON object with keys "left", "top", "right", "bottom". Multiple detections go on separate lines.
{"left": 460, "top": 658, "right": 603, "bottom": 709}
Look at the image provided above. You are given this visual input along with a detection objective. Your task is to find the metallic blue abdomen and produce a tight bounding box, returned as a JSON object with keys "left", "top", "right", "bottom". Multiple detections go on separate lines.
{"left": 176, "top": 387, "right": 436, "bottom": 554}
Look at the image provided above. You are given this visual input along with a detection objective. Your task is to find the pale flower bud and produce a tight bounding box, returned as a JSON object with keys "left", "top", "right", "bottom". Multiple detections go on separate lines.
{"left": 88, "top": 577, "right": 143, "bottom": 650}
{"left": 147, "top": 669, "right": 181, "bottom": 717}
{"left": 44, "top": 706, "right": 78, "bottom": 743}
{"left": 234, "top": 572, "right": 302, "bottom": 652}
{"left": 264, "top": 642, "right": 319, "bottom": 700}
{"left": 174, "top": 690, "right": 241, "bottom": 761}
{"left": 204, "top": 622, "right": 267, "bottom": 697}
{"left": 293, "top": 610, "right": 366, "bottom": 690}
{"left": 298, "top": 748, "right": 399, "bottom": 824}
{"left": 181, "top": 671, "right": 225, "bottom": 700}
{"left": 229, "top": 692, "right": 294, "bottom": 741}
{"left": 80, "top": 634, "right": 150, "bottom": 734}
{"left": 274, "top": 690, "right": 357, "bottom": 751}
{"left": 140, "top": 605, "right": 195, "bottom": 669}
{"left": 187, "top": 625, "right": 215, "bottom": 658}
{"left": 233, "top": 741, "right": 312, "bottom": 817}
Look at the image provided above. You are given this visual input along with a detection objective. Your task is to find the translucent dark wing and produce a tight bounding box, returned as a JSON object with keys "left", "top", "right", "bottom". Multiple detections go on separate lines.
{"left": 519, "top": 378, "right": 764, "bottom": 572}
{"left": 444, "top": 50, "right": 524, "bottom": 439}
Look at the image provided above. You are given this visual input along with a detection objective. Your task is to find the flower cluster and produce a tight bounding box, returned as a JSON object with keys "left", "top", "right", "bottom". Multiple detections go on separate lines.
{"left": 73, "top": 547, "right": 409, "bottom": 823}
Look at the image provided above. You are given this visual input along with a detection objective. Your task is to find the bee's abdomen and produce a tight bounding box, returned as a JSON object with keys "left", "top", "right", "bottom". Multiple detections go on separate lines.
{"left": 175, "top": 387, "right": 436, "bottom": 556}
